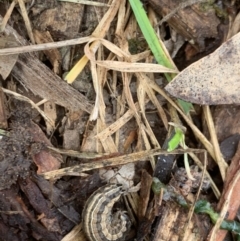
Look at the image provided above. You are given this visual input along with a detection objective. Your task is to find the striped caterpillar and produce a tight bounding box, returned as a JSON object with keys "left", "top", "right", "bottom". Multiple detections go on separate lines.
{"left": 82, "top": 184, "right": 131, "bottom": 241}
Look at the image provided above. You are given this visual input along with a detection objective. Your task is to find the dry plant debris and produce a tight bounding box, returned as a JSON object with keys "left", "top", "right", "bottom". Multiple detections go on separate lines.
{"left": 0, "top": 0, "right": 239, "bottom": 241}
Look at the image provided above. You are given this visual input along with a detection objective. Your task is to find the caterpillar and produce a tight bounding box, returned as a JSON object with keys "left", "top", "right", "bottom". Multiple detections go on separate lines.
{"left": 82, "top": 184, "right": 131, "bottom": 241}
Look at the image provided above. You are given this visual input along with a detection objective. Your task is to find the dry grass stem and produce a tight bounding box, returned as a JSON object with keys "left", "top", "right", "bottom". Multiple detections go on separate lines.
{"left": 18, "top": 0, "right": 35, "bottom": 44}
{"left": 58, "top": 0, "right": 110, "bottom": 7}
{"left": 203, "top": 106, "right": 228, "bottom": 180}
{"left": 42, "top": 148, "right": 205, "bottom": 179}
{"left": 0, "top": 0, "right": 17, "bottom": 32}
{"left": 0, "top": 36, "right": 93, "bottom": 55}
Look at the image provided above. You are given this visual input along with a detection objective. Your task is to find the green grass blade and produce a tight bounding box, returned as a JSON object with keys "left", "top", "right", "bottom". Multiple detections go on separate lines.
{"left": 129, "top": 0, "right": 193, "bottom": 113}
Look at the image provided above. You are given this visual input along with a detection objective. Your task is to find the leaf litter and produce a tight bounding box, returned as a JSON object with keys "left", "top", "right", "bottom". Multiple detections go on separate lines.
{"left": 0, "top": 0, "right": 239, "bottom": 241}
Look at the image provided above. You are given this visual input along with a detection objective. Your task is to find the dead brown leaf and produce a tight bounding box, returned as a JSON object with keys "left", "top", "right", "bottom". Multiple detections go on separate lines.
{"left": 165, "top": 32, "right": 240, "bottom": 105}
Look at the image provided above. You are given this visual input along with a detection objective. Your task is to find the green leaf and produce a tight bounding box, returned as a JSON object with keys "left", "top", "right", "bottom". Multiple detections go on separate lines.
{"left": 167, "top": 129, "right": 184, "bottom": 151}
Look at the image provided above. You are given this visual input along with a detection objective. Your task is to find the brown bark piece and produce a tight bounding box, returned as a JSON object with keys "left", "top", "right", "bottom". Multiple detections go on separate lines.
{"left": 16, "top": 195, "right": 60, "bottom": 241}
{"left": 151, "top": 167, "right": 213, "bottom": 241}
{"left": 19, "top": 177, "right": 62, "bottom": 233}
{"left": 148, "top": 0, "right": 220, "bottom": 50}
{"left": 21, "top": 176, "right": 79, "bottom": 234}
{"left": 1, "top": 15, "right": 93, "bottom": 113}
{"left": 0, "top": 187, "right": 28, "bottom": 241}
{"left": 153, "top": 202, "right": 205, "bottom": 241}
{"left": 19, "top": 177, "right": 52, "bottom": 218}
{"left": 32, "top": 174, "right": 81, "bottom": 224}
